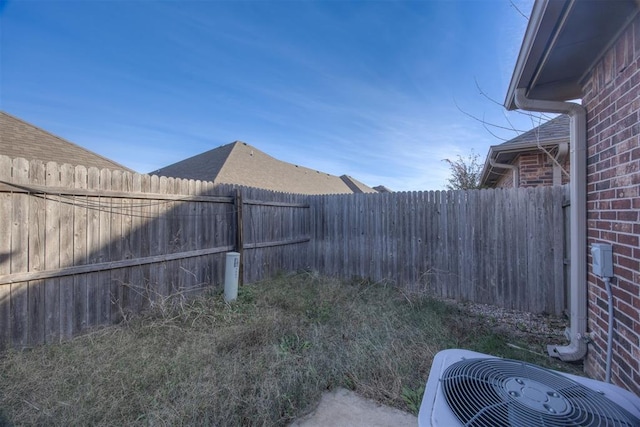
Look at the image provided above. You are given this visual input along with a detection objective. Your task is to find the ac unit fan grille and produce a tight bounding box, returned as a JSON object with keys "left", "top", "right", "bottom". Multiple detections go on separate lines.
{"left": 441, "top": 358, "right": 640, "bottom": 427}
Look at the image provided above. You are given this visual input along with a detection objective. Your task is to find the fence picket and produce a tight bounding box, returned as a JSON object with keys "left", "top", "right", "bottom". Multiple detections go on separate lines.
{"left": 139, "top": 174, "right": 152, "bottom": 309}
{"left": 86, "top": 167, "right": 101, "bottom": 328}
{"left": 98, "top": 168, "right": 112, "bottom": 324}
{"left": 109, "top": 170, "right": 124, "bottom": 323}
{"left": 10, "top": 158, "right": 30, "bottom": 347}
{"left": 73, "top": 165, "right": 88, "bottom": 333}
{"left": 43, "top": 162, "right": 61, "bottom": 344}
{"left": 59, "top": 164, "right": 74, "bottom": 339}
{"left": 129, "top": 173, "right": 143, "bottom": 313}
{"left": 27, "top": 160, "right": 46, "bottom": 346}
{"left": 157, "top": 176, "right": 168, "bottom": 297}
{"left": 0, "top": 156, "right": 13, "bottom": 349}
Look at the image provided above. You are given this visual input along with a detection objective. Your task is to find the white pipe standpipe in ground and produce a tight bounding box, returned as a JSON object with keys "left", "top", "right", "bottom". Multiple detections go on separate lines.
{"left": 224, "top": 252, "right": 240, "bottom": 302}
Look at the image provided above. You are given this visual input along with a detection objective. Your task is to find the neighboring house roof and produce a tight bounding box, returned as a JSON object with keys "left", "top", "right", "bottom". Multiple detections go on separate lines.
{"left": 339, "top": 175, "right": 376, "bottom": 194}
{"left": 0, "top": 111, "right": 133, "bottom": 172}
{"left": 504, "top": 0, "right": 638, "bottom": 110}
{"left": 480, "top": 114, "right": 569, "bottom": 187}
{"left": 151, "top": 141, "right": 378, "bottom": 195}
{"left": 373, "top": 185, "right": 392, "bottom": 193}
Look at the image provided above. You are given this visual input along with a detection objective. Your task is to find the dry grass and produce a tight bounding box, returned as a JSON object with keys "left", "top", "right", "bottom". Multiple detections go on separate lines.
{"left": 0, "top": 272, "right": 581, "bottom": 426}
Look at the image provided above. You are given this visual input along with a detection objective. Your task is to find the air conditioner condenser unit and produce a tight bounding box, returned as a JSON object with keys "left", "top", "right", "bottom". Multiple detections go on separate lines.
{"left": 419, "top": 349, "right": 640, "bottom": 426}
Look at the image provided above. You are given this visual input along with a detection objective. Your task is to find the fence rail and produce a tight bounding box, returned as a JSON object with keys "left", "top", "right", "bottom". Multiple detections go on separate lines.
{"left": 0, "top": 154, "right": 567, "bottom": 349}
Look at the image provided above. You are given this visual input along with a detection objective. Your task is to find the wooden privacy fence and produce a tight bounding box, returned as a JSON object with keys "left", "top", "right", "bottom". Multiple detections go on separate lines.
{"left": 239, "top": 186, "right": 311, "bottom": 282}
{"left": 0, "top": 154, "right": 569, "bottom": 349}
{"left": 310, "top": 186, "right": 567, "bottom": 315}
{"left": 0, "top": 156, "right": 310, "bottom": 349}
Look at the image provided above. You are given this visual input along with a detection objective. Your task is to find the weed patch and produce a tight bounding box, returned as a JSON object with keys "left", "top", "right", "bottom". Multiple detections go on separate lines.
{"left": 0, "top": 273, "right": 578, "bottom": 425}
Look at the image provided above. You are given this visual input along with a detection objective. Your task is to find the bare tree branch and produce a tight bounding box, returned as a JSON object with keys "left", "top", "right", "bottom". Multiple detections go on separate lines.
{"left": 448, "top": 3, "right": 569, "bottom": 184}
{"left": 474, "top": 78, "right": 507, "bottom": 109}
{"left": 481, "top": 113, "right": 510, "bottom": 142}
{"left": 531, "top": 115, "right": 570, "bottom": 178}
{"left": 501, "top": 110, "right": 519, "bottom": 135}
{"left": 510, "top": 0, "right": 530, "bottom": 20}
{"left": 474, "top": 78, "right": 555, "bottom": 123}
{"left": 453, "top": 98, "right": 528, "bottom": 133}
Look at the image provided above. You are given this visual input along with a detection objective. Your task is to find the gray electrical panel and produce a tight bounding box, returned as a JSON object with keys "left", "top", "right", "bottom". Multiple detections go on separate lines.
{"left": 591, "top": 243, "right": 613, "bottom": 278}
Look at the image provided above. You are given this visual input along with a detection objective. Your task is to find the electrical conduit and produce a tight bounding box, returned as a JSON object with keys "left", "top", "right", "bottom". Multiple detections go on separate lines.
{"left": 604, "top": 277, "right": 613, "bottom": 383}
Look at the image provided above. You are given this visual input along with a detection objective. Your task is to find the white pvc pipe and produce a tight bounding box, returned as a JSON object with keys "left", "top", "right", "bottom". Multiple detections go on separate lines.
{"left": 224, "top": 252, "right": 240, "bottom": 302}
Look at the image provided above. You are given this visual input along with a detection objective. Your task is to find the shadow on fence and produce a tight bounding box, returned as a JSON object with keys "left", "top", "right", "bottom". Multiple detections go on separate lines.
{"left": 0, "top": 156, "right": 311, "bottom": 349}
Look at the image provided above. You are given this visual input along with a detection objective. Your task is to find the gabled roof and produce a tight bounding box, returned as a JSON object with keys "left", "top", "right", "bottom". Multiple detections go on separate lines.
{"left": 505, "top": 0, "right": 639, "bottom": 110}
{"left": 480, "top": 114, "right": 569, "bottom": 187}
{"left": 340, "top": 175, "right": 376, "bottom": 194}
{"left": 151, "top": 141, "right": 234, "bottom": 182}
{"left": 499, "top": 114, "right": 569, "bottom": 147}
{"left": 152, "top": 141, "right": 378, "bottom": 195}
{"left": 373, "top": 185, "right": 392, "bottom": 193}
{"left": 0, "top": 111, "right": 133, "bottom": 172}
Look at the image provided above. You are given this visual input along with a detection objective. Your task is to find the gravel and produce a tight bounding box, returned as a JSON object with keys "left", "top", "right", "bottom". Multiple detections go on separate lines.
{"left": 449, "top": 299, "right": 569, "bottom": 339}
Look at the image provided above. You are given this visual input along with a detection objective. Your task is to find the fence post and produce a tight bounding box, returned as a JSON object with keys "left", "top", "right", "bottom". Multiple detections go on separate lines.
{"left": 235, "top": 189, "right": 244, "bottom": 286}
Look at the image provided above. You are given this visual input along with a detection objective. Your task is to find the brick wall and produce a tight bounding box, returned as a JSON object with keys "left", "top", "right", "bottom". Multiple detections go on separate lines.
{"left": 494, "top": 152, "right": 570, "bottom": 188}
{"left": 581, "top": 13, "right": 640, "bottom": 395}
{"left": 495, "top": 169, "right": 514, "bottom": 187}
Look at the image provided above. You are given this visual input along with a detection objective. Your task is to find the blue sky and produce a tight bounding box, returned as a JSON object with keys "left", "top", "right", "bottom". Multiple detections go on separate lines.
{"left": 1, "top": 0, "right": 535, "bottom": 191}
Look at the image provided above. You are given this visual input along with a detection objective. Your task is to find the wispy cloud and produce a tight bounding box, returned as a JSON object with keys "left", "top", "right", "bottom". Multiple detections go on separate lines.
{"left": 3, "top": 0, "right": 537, "bottom": 192}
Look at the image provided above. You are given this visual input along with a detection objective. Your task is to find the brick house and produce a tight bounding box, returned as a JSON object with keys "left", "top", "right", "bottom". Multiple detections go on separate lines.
{"left": 480, "top": 114, "right": 570, "bottom": 188}
{"left": 505, "top": 0, "right": 640, "bottom": 394}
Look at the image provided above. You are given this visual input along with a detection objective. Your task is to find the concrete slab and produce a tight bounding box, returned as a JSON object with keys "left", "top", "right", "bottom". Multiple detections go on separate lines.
{"left": 290, "top": 388, "right": 418, "bottom": 427}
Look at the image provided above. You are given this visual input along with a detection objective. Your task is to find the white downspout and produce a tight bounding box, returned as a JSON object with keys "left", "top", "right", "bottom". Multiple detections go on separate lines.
{"left": 553, "top": 141, "right": 569, "bottom": 186}
{"left": 489, "top": 159, "right": 519, "bottom": 187}
{"left": 514, "top": 88, "right": 588, "bottom": 361}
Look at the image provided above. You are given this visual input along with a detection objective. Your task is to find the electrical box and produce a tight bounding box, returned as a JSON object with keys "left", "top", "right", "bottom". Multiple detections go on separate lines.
{"left": 591, "top": 243, "right": 613, "bottom": 278}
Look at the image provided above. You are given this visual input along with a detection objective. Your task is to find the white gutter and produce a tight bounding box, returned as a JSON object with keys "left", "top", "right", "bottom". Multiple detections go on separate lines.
{"left": 489, "top": 159, "right": 519, "bottom": 188}
{"left": 504, "top": 0, "right": 568, "bottom": 110}
{"left": 514, "top": 88, "right": 588, "bottom": 361}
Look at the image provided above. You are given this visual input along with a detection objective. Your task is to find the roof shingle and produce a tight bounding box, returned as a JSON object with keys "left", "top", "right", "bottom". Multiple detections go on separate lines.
{"left": 500, "top": 114, "right": 569, "bottom": 146}
{"left": 152, "top": 141, "right": 377, "bottom": 195}
{"left": 0, "top": 111, "right": 133, "bottom": 172}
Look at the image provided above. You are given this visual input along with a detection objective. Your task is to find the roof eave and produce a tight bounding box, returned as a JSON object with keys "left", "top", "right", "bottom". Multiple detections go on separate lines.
{"left": 504, "top": 0, "right": 571, "bottom": 111}
{"left": 505, "top": 0, "right": 640, "bottom": 111}
{"left": 493, "top": 137, "right": 567, "bottom": 154}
